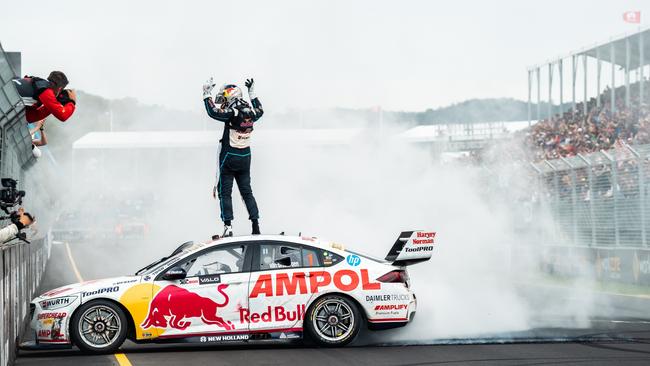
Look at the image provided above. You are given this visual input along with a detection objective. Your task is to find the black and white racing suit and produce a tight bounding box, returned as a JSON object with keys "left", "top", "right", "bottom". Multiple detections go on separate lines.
{"left": 203, "top": 96, "right": 264, "bottom": 223}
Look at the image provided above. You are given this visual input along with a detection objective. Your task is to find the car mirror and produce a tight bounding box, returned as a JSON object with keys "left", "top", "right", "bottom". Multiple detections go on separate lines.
{"left": 162, "top": 267, "right": 187, "bottom": 281}
{"left": 274, "top": 257, "right": 292, "bottom": 267}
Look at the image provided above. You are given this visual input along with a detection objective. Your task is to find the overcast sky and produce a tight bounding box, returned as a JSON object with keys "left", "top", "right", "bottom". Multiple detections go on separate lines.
{"left": 2, "top": 0, "right": 650, "bottom": 113}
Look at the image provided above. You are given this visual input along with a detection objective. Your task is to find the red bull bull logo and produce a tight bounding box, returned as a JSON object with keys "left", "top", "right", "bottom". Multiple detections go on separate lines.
{"left": 141, "top": 284, "right": 232, "bottom": 331}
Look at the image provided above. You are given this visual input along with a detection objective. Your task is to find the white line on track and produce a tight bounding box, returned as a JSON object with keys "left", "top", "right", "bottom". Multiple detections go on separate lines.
{"left": 64, "top": 241, "right": 84, "bottom": 282}
{"left": 62, "top": 241, "right": 134, "bottom": 365}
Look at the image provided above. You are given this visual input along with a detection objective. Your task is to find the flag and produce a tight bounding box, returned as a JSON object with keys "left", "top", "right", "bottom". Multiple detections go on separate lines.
{"left": 623, "top": 11, "right": 641, "bottom": 24}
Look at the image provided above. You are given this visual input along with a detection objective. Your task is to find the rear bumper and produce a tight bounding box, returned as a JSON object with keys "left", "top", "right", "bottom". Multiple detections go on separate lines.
{"left": 367, "top": 297, "right": 416, "bottom": 330}
{"left": 368, "top": 312, "right": 415, "bottom": 330}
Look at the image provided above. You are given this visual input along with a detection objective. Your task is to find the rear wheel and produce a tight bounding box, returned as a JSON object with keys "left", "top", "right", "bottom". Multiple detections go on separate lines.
{"left": 305, "top": 294, "right": 361, "bottom": 347}
{"left": 70, "top": 299, "right": 127, "bottom": 353}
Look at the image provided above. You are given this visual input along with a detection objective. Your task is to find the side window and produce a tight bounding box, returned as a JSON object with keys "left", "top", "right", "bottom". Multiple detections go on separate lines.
{"left": 185, "top": 245, "right": 246, "bottom": 276}
{"left": 302, "top": 246, "right": 322, "bottom": 267}
{"left": 321, "top": 249, "right": 344, "bottom": 267}
{"left": 258, "top": 244, "right": 302, "bottom": 270}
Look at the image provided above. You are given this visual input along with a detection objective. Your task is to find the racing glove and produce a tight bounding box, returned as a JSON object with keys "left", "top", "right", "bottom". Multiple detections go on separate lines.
{"left": 203, "top": 77, "right": 216, "bottom": 99}
{"left": 245, "top": 78, "right": 256, "bottom": 100}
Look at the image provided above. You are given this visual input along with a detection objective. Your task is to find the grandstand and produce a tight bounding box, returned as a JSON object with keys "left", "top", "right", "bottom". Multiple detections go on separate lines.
{"left": 528, "top": 28, "right": 650, "bottom": 124}
{"left": 525, "top": 28, "right": 650, "bottom": 285}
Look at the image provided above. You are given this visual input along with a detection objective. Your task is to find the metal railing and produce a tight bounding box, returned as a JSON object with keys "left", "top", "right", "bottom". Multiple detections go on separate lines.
{"left": 531, "top": 143, "right": 650, "bottom": 248}
{"left": 0, "top": 234, "right": 51, "bottom": 366}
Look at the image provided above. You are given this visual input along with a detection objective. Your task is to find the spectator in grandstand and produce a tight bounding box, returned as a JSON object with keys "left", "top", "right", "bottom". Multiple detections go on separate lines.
{"left": 525, "top": 79, "right": 650, "bottom": 162}
{"left": 12, "top": 71, "right": 76, "bottom": 123}
{"left": 0, "top": 208, "right": 34, "bottom": 244}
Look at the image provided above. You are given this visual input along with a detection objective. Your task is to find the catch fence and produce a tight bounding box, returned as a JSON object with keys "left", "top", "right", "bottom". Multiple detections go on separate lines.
{"left": 531, "top": 143, "right": 650, "bottom": 248}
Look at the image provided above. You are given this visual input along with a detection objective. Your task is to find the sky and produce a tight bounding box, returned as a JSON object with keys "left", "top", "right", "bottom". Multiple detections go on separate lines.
{"left": 2, "top": 0, "right": 650, "bottom": 113}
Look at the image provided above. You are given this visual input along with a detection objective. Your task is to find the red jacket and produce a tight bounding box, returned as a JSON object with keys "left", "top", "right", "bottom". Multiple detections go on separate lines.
{"left": 25, "top": 88, "right": 75, "bottom": 123}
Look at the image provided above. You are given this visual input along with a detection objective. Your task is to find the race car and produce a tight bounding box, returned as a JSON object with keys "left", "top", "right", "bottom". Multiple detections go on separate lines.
{"left": 28, "top": 231, "right": 435, "bottom": 353}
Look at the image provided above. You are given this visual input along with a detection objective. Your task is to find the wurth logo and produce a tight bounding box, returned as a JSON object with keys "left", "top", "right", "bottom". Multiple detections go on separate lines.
{"left": 249, "top": 269, "right": 380, "bottom": 298}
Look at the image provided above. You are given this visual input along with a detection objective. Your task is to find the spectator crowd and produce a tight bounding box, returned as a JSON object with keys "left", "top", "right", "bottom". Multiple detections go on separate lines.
{"left": 525, "top": 80, "right": 650, "bottom": 161}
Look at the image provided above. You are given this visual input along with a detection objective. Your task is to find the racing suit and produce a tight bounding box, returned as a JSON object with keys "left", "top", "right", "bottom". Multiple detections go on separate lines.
{"left": 204, "top": 97, "right": 264, "bottom": 223}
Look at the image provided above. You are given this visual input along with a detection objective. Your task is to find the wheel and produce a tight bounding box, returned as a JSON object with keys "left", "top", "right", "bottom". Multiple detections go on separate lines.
{"left": 305, "top": 294, "right": 362, "bottom": 347}
{"left": 70, "top": 299, "right": 128, "bottom": 353}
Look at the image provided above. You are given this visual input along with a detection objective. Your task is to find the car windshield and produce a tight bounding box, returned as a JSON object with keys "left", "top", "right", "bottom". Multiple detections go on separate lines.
{"left": 136, "top": 252, "right": 184, "bottom": 276}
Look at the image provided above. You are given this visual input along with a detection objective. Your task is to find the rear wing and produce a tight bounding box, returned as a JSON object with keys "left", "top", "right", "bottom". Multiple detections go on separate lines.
{"left": 385, "top": 230, "right": 436, "bottom": 266}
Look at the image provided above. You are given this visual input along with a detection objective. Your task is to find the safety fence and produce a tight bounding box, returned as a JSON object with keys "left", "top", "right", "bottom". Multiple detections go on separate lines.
{"left": 0, "top": 42, "right": 49, "bottom": 366}
{"left": 0, "top": 234, "right": 51, "bottom": 366}
{"left": 528, "top": 143, "right": 650, "bottom": 286}
{"left": 531, "top": 143, "right": 650, "bottom": 249}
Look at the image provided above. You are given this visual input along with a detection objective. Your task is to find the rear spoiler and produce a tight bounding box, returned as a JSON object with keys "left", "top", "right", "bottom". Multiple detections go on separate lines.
{"left": 385, "top": 230, "right": 436, "bottom": 266}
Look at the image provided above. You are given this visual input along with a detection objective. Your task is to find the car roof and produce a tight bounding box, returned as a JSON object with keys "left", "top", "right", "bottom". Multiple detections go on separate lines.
{"left": 191, "top": 234, "right": 347, "bottom": 255}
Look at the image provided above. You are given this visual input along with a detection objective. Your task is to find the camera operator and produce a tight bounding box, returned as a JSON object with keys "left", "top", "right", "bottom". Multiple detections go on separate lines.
{"left": 0, "top": 208, "right": 34, "bottom": 244}
{"left": 12, "top": 71, "right": 76, "bottom": 123}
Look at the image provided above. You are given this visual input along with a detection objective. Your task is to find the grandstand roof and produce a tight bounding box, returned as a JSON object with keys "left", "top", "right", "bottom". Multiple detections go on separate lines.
{"left": 72, "top": 129, "right": 363, "bottom": 150}
{"left": 396, "top": 120, "right": 531, "bottom": 143}
{"left": 528, "top": 27, "right": 650, "bottom": 71}
{"left": 578, "top": 28, "right": 650, "bottom": 70}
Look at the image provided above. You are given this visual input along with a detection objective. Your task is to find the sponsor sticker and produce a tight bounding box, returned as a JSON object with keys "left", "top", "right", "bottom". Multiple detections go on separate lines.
{"left": 249, "top": 269, "right": 380, "bottom": 298}
{"left": 37, "top": 312, "right": 67, "bottom": 320}
{"left": 82, "top": 286, "right": 120, "bottom": 298}
{"left": 199, "top": 334, "right": 249, "bottom": 343}
{"left": 374, "top": 304, "right": 408, "bottom": 311}
{"left": 365, "top": 294, "right": 410, "bottom": 302}
{"left": 198, "top": 274, "right": 221, "bottom": 285}
{"left": 412, "top": 232, "right": 436, "bottom": 245}
{"left": 113, "top": 279, "right": 138, "bottom": 286}
{"left": 239, "top": 305, "right": 306, "bottom": 324}
{"left": 142, "top": 284, "right": 233, "bottom": 331}
{"left": 40, "top": 296, "right": 77, "bottom": 310}
{"left": 180, "top": 278, "right": 199, "bottom": 285}
{"left": 346, "top": 254, "right": 361, "bottom": 267}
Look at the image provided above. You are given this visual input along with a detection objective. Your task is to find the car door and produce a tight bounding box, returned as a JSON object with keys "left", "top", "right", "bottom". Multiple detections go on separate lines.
{"left": 149, "top": 243, "right": 251, "bottom": 339}
{"left": 246, "top": 241, "right": 322, "bottom": 332}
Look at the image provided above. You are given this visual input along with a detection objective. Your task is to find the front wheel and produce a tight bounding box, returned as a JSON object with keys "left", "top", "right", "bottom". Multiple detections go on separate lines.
{"left": 305, "top": 294, "right": 362, "bottom": 347}
{"left": 70, "top": 299, "right": 128, "bottom": 353}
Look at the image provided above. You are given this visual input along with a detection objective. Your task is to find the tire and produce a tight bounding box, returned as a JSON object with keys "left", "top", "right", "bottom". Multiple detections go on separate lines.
{"left": 70, "top": 299, "right": 128, "bottom": 353}
{"left": 304, "top": 294, "right": 362, "bottom": 347}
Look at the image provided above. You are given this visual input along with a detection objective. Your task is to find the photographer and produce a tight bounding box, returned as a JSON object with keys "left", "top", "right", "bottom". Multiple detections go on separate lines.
{"left": 0, "top": 208, "right": 34, "bottom": 244}
{"left": 12, "top": 71, "right": 76, "bottom": 123}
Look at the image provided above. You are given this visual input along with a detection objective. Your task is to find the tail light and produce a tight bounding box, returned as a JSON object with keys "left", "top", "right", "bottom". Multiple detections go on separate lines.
{"left": 377, "top": 270, "right": 409, "bottom": 286}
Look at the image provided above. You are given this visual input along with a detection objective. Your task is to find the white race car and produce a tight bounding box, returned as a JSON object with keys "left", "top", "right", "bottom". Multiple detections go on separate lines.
{"left": 28, "top": 231, "right": 435, "bottom": 353}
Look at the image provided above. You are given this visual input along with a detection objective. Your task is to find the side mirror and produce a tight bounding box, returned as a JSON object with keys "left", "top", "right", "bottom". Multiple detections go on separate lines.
{"left": 162, "top": 267, "right": 187, "bottom": 281}
{"left": 274, "top": 257, "right": 292, "bottom": 267}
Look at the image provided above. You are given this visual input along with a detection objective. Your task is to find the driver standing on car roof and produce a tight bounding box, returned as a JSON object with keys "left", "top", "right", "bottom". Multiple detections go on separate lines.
{"left": 202, "top": 78, "right": 263, "bottom": 237}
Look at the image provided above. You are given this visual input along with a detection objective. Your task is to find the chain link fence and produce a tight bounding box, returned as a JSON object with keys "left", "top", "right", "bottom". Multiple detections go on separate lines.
{"left": 531, "top": 143, "right": 650, "bottom": 248}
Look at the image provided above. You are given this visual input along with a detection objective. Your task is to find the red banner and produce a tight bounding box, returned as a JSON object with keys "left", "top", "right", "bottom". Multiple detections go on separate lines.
{"left": 623, "top": 11, "right": 641, "bottom": 24}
